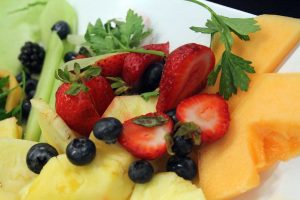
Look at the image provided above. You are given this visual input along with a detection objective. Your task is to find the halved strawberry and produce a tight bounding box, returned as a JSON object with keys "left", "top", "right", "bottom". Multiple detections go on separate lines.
{"left": 176, "top": 94, "right": 230, "bottom": 143}
{"left": 95, "top": 53, "right": 128, "bottom": 77}
{"left": 55, "top": 65, "right": 114, "bottom": 137}
{"left": 122, "top": 42, "right": 169, "bottom": 87}
{"left": 118, "top": 112, "right": 173, "bottom": 160}
{"left": 156, "top": 43, "right": 215, "bottom": 112}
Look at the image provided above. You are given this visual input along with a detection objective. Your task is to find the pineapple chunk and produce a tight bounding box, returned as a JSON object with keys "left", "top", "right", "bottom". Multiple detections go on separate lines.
{"left": 130, "top": 172, "right": 206, "bottom": 200}
{"left": 0, "top": 190, "right": 18, "bottom": 200}
{"left": 90, "top": 135, "right": 134, "bottom": 169}
{"left": 0, "top": 117, "right": 22, "bottom": 139}
{"left": 103, "top": 95, "right": 157, "bottom": 123}
{"left": 31, "top": 99, "right": 78, "bottom": 153}
{"left": 90, "top": 95, "right": 157, "bottom": 169}
{"left": 22, "top": 151, "right": 134, "bottom": 200}
{"left": 0, "top": 139, "right": 37, "bottom": 199}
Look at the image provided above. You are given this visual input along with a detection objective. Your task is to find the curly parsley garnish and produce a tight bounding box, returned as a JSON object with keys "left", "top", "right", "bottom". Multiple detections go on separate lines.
{"left": 84, "top": 9, "right": 165, "bottom": 57}
{"left": 187, "top": 0, "right": 260, "bottom": 99}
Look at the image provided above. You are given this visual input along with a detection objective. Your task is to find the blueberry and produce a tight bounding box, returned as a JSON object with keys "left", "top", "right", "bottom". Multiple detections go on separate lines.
{"left": 22, "top": 100, "right": 31, "bottom": 119}
{"left": 166, "top": 156, "right": 197, "bottom": 180}
{"left": 66, "top": 138, "right": 96, "bottom": 166}
{"left": 93, "top": 117, "right": 123, "bottom": 144}
{"left": 128, "top": 160, "right": 154, "bottom": 183}
{"left": 25, "top": 79, "right": 38, "bottom": 95}
{"left": 16, "top": 72, "right": 30, "bottom": 83}
{"left": 165, "top": 109, "right": 178, "bottom": 124}
{"left": 26, "top": 143, "right": 58, "bottom": 174}
{"left": 64, "top": 51, "right": 77, "bottom": 62}
{"left": 18, "top": 42, "right": 45, "bottom": 73}
{"left": 140, "top": 61, "right": 164, "bottom": 93}
{"left": 51, "top": 21, "right": 71, "bottom": 40}
{"left": 27, "top": 90, "right": 36, "bottom": 99}
{"left": 172, "top": 136, "right": 193, "bottom": 156}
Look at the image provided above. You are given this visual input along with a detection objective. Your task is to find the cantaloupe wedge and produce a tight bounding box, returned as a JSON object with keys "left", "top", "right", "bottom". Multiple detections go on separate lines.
{"left": 204, "top": 15, "right": 300, "bottom": 112}
{"left": 199, "top": 73, "right": 300, "bottom": 200}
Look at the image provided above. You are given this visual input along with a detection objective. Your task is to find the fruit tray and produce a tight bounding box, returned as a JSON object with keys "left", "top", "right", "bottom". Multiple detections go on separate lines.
{"left": 67, "top": 0, "right": 300, "bottom": 199}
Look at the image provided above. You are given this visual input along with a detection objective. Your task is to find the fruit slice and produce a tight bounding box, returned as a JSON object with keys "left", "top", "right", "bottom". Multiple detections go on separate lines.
{"left": 199, "top": 73, "right": 300, "bottom": 200}
{"left": 119, "top": 113, "right": 173, "bottom": 160}
{"left": 0, "top": 117, "right": 22, "bottom": 139}
{"left": 31, "top": 99, "right": 78, "bottom": 153}
{"left": 130, "top": 172, "right": 206, "bottom": 200}
{"left": 102, "top": 95, "right": 157, "bottom": 123}
{"left": 204, "top": 15, "right": 300, "bottom": 112}
{"left": 95, "top": 53, "right": 128, "bottom": 77}
{"left": 90, "top": 95, "right": 156, "bottom": 170}
{"left": 176, "top": 94, "right": 230, "bottom": 143}
{"left": 25, "top": 32, "right": 64, "bottom": 141}
{"left": 122, "top": 42, "right": 169, "bottom": 87}
{"left": 22, "top": 151, "right": 134, "bottom": 200}
{"left": 157, "top": 43, "right": 215, "bottom": 112}
{"left": 0, "top": 139, "right": 37, "bottom": 198}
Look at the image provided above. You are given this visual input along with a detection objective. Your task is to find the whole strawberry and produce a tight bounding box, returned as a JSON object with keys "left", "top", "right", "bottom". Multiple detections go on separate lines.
{"left": 55, "top": 63, "right": 114, "bottom": 136}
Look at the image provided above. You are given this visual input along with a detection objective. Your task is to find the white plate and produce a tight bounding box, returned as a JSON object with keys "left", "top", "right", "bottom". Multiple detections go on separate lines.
{"left": 67, "top": 0, "right": 300, "bottom": 199}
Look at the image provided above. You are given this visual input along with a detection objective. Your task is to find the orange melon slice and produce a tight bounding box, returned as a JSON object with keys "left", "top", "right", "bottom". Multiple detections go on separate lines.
{"left": 199, "top": 73, "right": 300, "bottom": 200}
{"left": 204, "top": 15, "right": 300, "bottom": 112}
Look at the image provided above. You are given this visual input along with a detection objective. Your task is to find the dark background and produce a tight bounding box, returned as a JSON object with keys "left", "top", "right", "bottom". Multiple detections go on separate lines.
{"left": 207, "top": 0, "right": 300, "bottom": 18}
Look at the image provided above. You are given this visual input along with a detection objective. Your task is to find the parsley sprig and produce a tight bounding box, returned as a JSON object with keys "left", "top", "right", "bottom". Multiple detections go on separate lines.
{"left": 84, "top": 9, "right": 165, "bottom": 57}
{"left": 187, "top": 0, "right": 260, "bottom": 99}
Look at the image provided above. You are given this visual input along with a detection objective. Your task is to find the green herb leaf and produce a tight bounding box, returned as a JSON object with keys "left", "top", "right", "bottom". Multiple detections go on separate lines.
{"left": 174, "top": 122, "right": 200, "bottom": 137}
{"left": 81, "top": 65, "right": 101, "bottom": 79}
{"left": 66, "top": 83, "right": 89, "bottom": 96}
{"left": 55, "top": 63, "right": 100, "bottom": 96}
{"left": 186, "top": 0, "right": 260, "bottom": 99}
{"left": 0, "top": 76, "right": 9, "bottom": 89}
{"left": 174, "top": 122, "right": 201, "bottom": 145}
{"left": 211, "top": 50, "right": 255, "bottom": 99}
{"left": 106, "top": 77, "right": 130, "bottom": 95}
{"left": 220, "top": 16, "right": 261, "bottom": 38}
{"left": 55, "top": 63, "right": 100, "bottom": 83}
{"left": 207, "top": 63, "right": 221, "bottom": 86}
{"left": 140, "top": 89, "right": 159, "bottom": 101}
{"left": 165, "top": 134, "right": 175, "bottom": 155}
{"left": 119, "top": 9, "right": 152, "bottom": 48}
{"left": 190, "top": 26, "right": 217, "bottom": 34}
{"left": 84, "top": 9, "right": 164, "bottom": 57}
{"left": 133, "top": 114, "right": 169, "bottom": 127}
{"left": 74, "top": 63, "right": 81, "bottom": 76}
